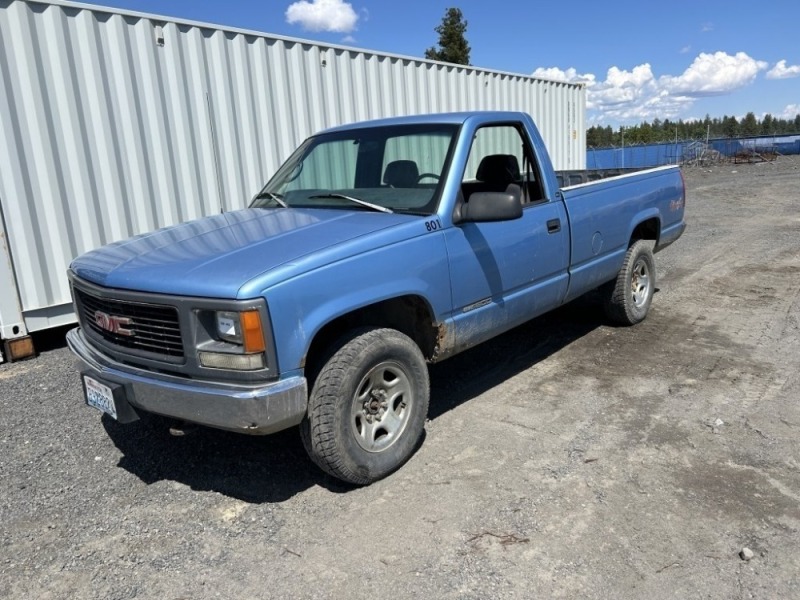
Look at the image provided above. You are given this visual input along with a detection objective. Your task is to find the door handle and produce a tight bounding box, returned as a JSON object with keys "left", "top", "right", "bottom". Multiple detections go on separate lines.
{"left": 547, "top": 219, "right": 561, "bottom": 234}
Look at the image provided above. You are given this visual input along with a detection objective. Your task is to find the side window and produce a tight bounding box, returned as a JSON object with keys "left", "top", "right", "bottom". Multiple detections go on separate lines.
{"left": 462, "top": 124, "right": 545, "bottom": 204}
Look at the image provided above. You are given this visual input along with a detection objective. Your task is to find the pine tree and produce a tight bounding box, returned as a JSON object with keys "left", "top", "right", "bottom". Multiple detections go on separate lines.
{"left": 424, "top": 8, "right": 471, "bottom": 65}
{"left": 584, "top": 111, "right": 800, "bottom": 147}
{"left": 761, "top": 114, "right": 775, "bottom": 135}
{"left": 741, "top": 112, "right": 758, "bottom": 136}
{"left": 722, "top": 115, "right": 740, "bottom": 138}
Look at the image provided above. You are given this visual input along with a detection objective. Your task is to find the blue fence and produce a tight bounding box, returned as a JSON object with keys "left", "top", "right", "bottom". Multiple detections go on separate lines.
{"left": 588, "top": 135, "right": 800, "bottom": 169}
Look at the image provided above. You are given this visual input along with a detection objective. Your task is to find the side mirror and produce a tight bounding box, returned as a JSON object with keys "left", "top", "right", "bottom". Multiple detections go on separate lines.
{"left": 461, "top": 191, "right": 523, "bottom": 223}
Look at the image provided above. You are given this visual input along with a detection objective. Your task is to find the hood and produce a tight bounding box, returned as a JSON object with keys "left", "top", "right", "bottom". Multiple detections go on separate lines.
{"left": 70, "top": 208, "right": 415, "bottom": 298}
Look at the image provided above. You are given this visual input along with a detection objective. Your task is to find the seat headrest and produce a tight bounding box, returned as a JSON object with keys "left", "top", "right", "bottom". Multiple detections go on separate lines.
{"left": 476, "top": 154, "right": 521, "bottom": 185}
{"left": 383, "top": 160, "right": 419, "bottom": 188}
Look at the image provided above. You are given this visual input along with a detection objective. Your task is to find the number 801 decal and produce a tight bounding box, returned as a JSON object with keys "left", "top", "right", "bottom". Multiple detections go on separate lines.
{"left": 425, "top": 219, "right": 442, "bottom": 232}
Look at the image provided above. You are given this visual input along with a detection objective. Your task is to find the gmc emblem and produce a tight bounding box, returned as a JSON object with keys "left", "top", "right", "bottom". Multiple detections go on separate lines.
{"left": 94, "top": 311, "right": 135, "bottom": 336}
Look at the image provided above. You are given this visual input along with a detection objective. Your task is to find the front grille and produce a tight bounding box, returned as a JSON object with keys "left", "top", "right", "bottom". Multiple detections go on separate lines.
{"left": 75, "top": 288, "right": 184, "bottom": 361}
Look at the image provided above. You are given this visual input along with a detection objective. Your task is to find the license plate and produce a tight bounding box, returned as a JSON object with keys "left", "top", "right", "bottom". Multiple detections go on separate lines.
{"left": 84, "top": 376, "right": 118, "bottom": 420}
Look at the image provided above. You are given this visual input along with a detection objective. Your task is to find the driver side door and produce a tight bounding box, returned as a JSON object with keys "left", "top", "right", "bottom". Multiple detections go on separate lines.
{"left": 444, "top": 123, "right": 570, "bottom": 350}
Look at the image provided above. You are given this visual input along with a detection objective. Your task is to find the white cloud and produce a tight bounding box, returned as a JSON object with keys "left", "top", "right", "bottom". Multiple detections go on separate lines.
{"left": 285, "top": 0, "right": 358, "bottom": 33}
{"left": 589, "top": 65, "right": 656, "bottom": 112}
{"left": 680, "top": 45, "right": 691, "bottom": 54}
{"left": 535, "top": 63, "right": 685, "bottom": 121}
{"left": 766, "top": 60, "right": 800, "bottom": 80}
{"left": 661, "top": 52, "right": 768, "bottom": 96}
{"left": 341, "top": 35, "right": 356, "bottom": 43}
{"left": 701, "top": 23, "right": 713, "bottom": 32}
{"left": 533, "top": 51, "right": 770, "bottom": 124}
{"left": 605, "top": 64, "right": 654, "bottom": 88}
{"left": 532, "top": 67, "right": 596, "bottom": 86}
{"left": 779, "top": 104, "right": 800, "bottom": 119}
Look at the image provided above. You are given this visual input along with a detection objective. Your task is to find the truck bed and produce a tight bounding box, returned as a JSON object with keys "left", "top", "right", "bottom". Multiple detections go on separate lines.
{"left": 558, "top": 165, "right": 685, "bottom": 302}
{"left": 555, "top": 167, "right": 664, "bottom": 188}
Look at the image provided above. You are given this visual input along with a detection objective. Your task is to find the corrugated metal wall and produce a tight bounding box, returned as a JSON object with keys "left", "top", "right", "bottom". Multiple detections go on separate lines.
{"left": 0, "top": 0, "right": 586, "bottom": 334}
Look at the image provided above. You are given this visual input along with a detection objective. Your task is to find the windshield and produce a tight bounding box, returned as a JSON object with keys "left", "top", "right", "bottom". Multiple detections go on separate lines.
{"left": 251, "top": 123, "right": 459, "bottom": 215}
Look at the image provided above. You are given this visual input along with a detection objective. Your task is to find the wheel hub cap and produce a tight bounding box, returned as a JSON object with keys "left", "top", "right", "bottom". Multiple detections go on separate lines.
{"left": 631, "top": 258, "right": 651, "bottom": 308}
{"left": 364, "top": 390, "right": 388, "bottom": 422}
{"left": 351, "top": 361, "right": 413, "bottom": 453}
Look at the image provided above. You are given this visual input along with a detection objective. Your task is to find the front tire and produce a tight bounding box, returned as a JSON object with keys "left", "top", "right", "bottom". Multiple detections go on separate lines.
{"left": 603, "top": 239, "right": 656, "bottom": 325}
{"left": 300, "top": 328, "right": 429, "bottom": 485}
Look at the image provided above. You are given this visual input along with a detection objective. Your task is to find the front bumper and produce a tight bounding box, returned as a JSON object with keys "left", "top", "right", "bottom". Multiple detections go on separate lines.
{"left": 67, "top": 328, "right": 307, "bottom": 435}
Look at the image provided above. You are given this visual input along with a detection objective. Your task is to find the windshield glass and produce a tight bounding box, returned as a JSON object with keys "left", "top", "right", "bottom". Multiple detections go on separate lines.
{"left": 251, "top": 123, "right": 459, "bottom": 215}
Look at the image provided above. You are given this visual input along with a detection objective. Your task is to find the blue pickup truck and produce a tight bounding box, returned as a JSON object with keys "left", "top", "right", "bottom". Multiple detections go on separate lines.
{"left": 67, "top": 111, "right": 685, "bottom": 484}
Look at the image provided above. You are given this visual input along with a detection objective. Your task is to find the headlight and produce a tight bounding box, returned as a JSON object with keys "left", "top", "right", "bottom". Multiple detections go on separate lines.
{"left": 216, "top": 311, "right": 242, "bottom": 344}
{"left": 200, "top": 309, "right": 267, "bottom": 371}
{"left": 215, "top": 310, "right": 266, "bottom": 353}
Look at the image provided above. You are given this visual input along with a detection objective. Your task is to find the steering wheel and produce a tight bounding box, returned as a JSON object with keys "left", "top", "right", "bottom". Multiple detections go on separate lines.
{"left": 417, "top": 173, "right": 440, "bottom": 183}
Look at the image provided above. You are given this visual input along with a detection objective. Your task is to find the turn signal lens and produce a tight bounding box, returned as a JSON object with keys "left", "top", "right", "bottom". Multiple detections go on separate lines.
{"left": 241, "top": 310, "right": 266, "bottom": 353}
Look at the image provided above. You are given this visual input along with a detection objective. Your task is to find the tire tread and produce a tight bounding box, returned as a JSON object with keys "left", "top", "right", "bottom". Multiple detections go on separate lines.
{"left": 300, "top": 327, "right": 428, "bottom": 485}
{"left": 603, "top": 239, "right": 655, "bottom": 325}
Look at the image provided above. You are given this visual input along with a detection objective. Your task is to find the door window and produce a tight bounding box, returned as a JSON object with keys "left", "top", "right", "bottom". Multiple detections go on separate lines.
{"left": 462, "top": 124, "right": 545, "bottom": 203}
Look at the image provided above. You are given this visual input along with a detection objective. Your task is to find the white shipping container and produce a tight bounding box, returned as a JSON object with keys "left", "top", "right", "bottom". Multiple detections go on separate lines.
{"left": 0, "top": 0, "right": 586, "bottom": 360}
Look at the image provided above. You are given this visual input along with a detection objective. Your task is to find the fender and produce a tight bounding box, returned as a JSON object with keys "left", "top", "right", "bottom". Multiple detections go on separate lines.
{"left": 262, "top": 232, "right": 452, "bottom": 372}
{"left": 627, "top": 208, "right": 662, "bottom": 247}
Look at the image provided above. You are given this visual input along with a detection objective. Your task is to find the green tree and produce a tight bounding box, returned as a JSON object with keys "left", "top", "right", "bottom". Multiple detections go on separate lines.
{"left": 604, "top": 125, "right": 613, "bottom": 145}
{"left": 633, "top": 121, "right": 654, "bottom": 143}
{"left": 722, "top": 115, "right": 739, "bottom": 138}
{"left": 663, "top": 119, "right": 674, "bottom": 140}
{"left": 586, "top": 126, "right": 603, "bottom": 147}
{"left": 424, "top": 8, "right": 471, "bottom": 65}
{"left": 585, "top": 110, "right": 800, "bottom": 148}
{"left": 761, "top": 114, "right": 775, "bottom": 135}
{"left": 741, "top": 112, "right": 758, "bottom": 136}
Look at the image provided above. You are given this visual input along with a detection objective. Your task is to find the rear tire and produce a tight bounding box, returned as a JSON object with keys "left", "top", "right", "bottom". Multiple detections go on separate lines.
{"left": 300, "top": 327, "right": 429, "bottom": 485}
{"left": 603, "top": 239, "right": 656, "bottom": 325}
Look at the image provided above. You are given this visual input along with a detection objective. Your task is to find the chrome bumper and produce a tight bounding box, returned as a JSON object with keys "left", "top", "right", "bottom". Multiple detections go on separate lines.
{"left": 67, "top": 328, "right": 307, "bottom": 435}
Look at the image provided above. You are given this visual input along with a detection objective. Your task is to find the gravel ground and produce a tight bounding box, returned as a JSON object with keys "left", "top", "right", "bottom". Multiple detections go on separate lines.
{"left": 2, "top": 156, "right": 799, "bottom": 599}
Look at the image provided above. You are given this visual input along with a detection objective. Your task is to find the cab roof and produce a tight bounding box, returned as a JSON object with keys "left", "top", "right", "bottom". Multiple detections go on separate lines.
{"left": 320, "top": 111, "right": 529, "bottom": 134}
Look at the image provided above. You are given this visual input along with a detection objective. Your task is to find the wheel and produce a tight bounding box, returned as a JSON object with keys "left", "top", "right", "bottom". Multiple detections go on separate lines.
{"left": 417, "top": 173, "right": 441, "bottom": 183}
{"left": 603, "top": 239, "right": 656, "bottom": 325}
{"left": 300, "top": 327, "right": 429, "bottom": 485}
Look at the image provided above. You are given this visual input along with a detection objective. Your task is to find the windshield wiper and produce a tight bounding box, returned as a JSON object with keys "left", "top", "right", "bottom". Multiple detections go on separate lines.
{"left": 253, "top": 191, "right": 289, "bottom": 208}
{"left": 308, "top": 193, "right": 393, "bottom": 214}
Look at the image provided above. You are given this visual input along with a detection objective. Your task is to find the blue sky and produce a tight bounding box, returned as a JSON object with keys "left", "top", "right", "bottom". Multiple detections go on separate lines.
{"left": 82, "top": 0, "right": 800, "bottom": 127}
